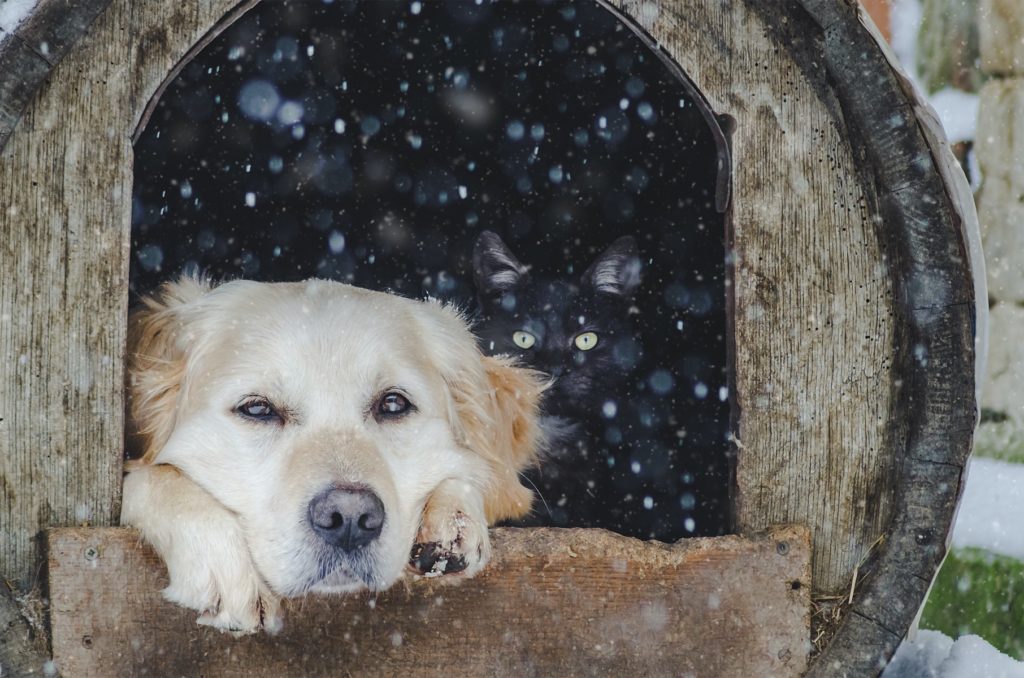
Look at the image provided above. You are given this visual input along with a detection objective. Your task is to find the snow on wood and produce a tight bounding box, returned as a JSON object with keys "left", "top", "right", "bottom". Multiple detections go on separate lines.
{"left": 0, "top": 0, "right": 38, "bottom": 36}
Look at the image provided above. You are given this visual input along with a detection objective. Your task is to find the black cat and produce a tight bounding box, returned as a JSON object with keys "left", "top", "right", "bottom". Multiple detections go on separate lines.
{"left": 472, "top": 230, "right": 643, "bottom": 526}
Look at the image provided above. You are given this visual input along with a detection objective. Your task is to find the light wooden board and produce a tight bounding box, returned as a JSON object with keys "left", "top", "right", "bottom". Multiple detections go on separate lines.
{"left": 48, "top": 526, "right": 811, "bottom": 677}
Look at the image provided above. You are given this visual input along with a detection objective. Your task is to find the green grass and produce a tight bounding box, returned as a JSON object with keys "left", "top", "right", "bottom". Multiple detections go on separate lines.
{"left": 921, "top": 547, "right": 1024, "bottom": 659}
{"left": 973, "top": 420, "right": 1024, "bottom": 464}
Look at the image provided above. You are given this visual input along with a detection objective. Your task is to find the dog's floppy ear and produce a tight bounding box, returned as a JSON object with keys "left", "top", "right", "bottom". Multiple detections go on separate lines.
{"left": 460, "top": 354, "right": 546, "bottom": 522}
{"left": 127, "top": 276, "right": 212, "bottom": 463}
{"left": 419, "top": 301, "right": 545, "bottom": 522}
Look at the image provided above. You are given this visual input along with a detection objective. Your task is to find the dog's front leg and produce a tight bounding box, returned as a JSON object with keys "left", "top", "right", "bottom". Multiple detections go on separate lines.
{"left": 120, "top": 464, "right": 282, "bottom": 634}
{"left": 409, "top": 478, "right": 491, "bottom": 579}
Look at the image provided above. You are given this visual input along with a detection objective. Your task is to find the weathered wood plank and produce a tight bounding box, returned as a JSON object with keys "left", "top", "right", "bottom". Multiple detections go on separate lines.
{"left": 48, "top": 526, "right": 811, "bottom": 677}
{"left": 613, "top": 0, "right": 899, "bottom": 595}
{"left": 0, "top": 0, "right": 110, "bottom": 152}
{"left": 811, "top": 610, "right": 900, "bottom": 678}
{"left": 16, "top": 0, "right": 111, "bottom": 66}
{"left": 801, "top": 1, "right": 979, "bottom": 674}
{"left": 0, "top": 34, "right": 50, "bottom": 151}
{"left": 0, "top": 0, "right": 245, "bottom": 592}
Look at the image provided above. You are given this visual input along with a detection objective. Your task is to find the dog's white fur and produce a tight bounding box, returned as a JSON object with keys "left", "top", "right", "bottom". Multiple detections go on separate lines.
{"left": 120, "top": 277, "right": 542, "bottom": 633}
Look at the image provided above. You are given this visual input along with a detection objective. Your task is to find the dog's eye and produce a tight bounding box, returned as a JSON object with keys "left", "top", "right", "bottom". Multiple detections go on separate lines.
{"left": 376, "top": 392, "right": 412, "bottom": 419}
{"left": 235, "top": 398, "right": 281, "bottom": 423}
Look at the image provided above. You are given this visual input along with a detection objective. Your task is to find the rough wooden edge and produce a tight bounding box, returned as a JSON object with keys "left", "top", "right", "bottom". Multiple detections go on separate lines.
{"left": 0, "top": 586, "right": 54, "bottom": 677}
{"left": 795, "top": 1, "right": 979, "bottom": 675}
{"left": 857, "top": 4, "right": 989, "bottom": 407}
{"left": 47, "top": 525, "right": 812, "bottom": 677}
{"left": 0, "top": 0, "right": 110, "bottom": 152}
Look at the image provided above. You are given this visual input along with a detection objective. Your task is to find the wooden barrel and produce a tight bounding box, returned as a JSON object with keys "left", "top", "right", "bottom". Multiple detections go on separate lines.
{"left": 0, "top": 1, "right": 982, "bottom": 674}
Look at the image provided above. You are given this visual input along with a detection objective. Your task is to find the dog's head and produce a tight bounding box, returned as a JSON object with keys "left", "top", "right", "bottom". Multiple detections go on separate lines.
{"left": 127, "top": 277, "right": 542, "bottom": 596}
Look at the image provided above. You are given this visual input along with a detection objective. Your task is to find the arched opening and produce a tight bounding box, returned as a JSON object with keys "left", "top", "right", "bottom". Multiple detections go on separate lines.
{"left": 130, "top": 0, "right": 732, "bottom": 540}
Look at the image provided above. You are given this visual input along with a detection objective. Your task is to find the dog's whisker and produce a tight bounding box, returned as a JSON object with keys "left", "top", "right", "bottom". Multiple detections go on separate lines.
{"left": 519, "top": 470, "right": 552, "bottom": 517}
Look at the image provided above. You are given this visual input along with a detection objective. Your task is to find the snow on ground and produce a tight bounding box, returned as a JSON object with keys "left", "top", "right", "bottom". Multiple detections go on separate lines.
{"left": 952, "top": 457, "right": 1024, "bottom": 560}
{"left": 884, "top": 630, "right": 1024, "bottom": 678}
{"left": 890, "top": 0, "right": 926, "bottom": 91}
{"left": 889, "top": 0, "right": 979, "bottom": 144}
{"left": 0, "top": 0, "right": 37, "bottom": 36}
{"left": 927, "top": 88, "right": 981, "bottom": 144}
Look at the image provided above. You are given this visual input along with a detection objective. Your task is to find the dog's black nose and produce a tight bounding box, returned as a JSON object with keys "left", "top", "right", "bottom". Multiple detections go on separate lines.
{"left": 308, "top": 488, "right": 385, "bottom": 552}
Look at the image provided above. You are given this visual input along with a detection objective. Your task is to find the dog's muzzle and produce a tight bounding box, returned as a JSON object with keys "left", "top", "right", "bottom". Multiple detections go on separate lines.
{"left": 307, "top": 487, "right": 385, "bottom": 552}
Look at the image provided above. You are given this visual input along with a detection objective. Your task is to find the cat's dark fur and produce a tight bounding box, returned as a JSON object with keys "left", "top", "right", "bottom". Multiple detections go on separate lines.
{"left": 472, "top": 230, "right": 642, "bottom": 526}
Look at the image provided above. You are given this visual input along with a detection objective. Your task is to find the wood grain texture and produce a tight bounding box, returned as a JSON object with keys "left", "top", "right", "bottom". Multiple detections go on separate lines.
{"left": 0, "top": 33, "right": 51, "bottom": 152}
{"left": 48, "top": 526, "right": 811, "bottom": 677}
{"left": 612, "top": 0, "right": 899, "bottom": 596}
{"left": 0, "top": 0, "right": 248, "bottom": 591}
{"left": 0, "top": 0, "right": 110, "bottom": 151}
{"left": 16, "top": 0, "right": 112, "bottom": 67}
{"left": 801, "top": 1, "right": 978, "bottom": 674}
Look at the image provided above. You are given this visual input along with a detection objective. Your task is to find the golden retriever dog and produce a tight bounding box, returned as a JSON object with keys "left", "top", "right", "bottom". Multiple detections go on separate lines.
{"left": 120, "top": 276, "right": 543, "bottom": 633}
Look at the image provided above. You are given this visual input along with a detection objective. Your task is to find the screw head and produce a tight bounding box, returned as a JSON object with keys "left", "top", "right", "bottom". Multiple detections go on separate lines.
{"left": 776, "top": 541, "right": 790, "bottom": 556}
{"left": 84, "top": 546, "right": 99, "bottom": 561}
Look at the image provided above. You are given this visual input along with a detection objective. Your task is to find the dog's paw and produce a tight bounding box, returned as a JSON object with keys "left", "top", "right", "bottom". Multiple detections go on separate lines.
{"left": 161, "top": 551, "right": 282, "bottom": 635}
{"left": 121, "top": 465, "right": 284, "bottom": 635}
{"left": 160, "top": 540, "right": 283, "bottom": 635}
{"left": 161, "top": 554, "right": 284, "bottom": 635}
{"left": 194, "top": 587, "right": 283, "bottom": 636}
{"left": 410, "top": 506, "right": 490, "bottom": 579}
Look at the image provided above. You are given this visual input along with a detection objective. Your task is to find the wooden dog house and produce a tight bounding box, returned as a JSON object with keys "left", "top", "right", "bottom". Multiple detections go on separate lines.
{"left": 0, "top": 0, "right": 983, "bottom": 675}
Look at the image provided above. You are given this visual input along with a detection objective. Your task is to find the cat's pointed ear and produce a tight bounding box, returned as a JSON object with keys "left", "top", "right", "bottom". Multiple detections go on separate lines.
{"left": 581, "top": 236, "right": 643, "bottom": 298}
{"left": 473, "top": 231, "right": 530, "bottom": 299}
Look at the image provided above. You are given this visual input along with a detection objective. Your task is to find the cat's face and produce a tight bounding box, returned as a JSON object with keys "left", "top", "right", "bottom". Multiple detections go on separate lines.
{"left": 472, "top": 231, "right": 642, "bottom": 419}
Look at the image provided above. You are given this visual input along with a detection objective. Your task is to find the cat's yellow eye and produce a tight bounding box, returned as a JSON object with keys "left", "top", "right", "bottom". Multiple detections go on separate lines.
{"left": 574, "top": 332, "right": 599, "bottom": 351}
{"left": 513, "top": 331, "right": 537, "bottom": 350}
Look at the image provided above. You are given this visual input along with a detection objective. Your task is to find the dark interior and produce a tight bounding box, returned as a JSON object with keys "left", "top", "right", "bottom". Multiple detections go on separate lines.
{"left": 130, "top": 0, "right": 731, "bottom": 540}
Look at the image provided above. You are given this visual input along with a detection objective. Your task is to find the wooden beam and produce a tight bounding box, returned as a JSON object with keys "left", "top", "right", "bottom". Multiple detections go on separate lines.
{"left": 48, "top": 526, "right": 811, "bottom": 676}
